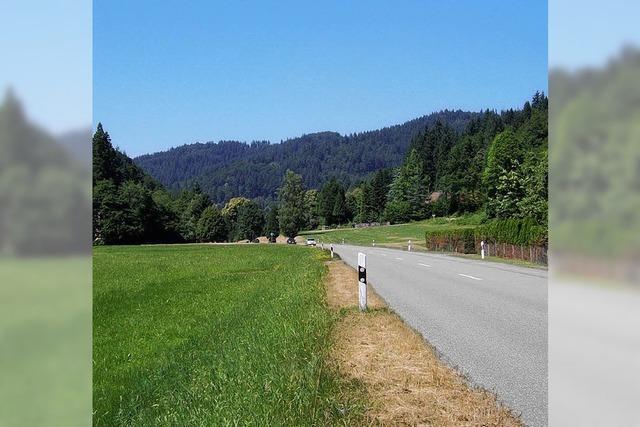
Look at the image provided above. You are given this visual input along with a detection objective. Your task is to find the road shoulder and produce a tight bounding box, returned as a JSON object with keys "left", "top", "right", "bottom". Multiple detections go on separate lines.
{"left": 325, "top": 260, "right": 522, "bottom": 426}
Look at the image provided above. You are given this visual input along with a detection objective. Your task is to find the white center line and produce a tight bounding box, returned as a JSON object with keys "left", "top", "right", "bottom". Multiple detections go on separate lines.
{"left": 458, "top": 273, "right": 483, "bottom": 281}
{"left": 395, "top": 257, "right": 403, "bottom": 260}
{"left": 418, "top": 263, "right": 431, "bottom": 267}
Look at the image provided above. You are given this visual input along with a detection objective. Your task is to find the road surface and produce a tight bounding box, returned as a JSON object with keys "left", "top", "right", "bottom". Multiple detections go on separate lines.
{"left": 549, "top": 279, "right": 640, "bottom": 426}
{"left": 332, "top": 244, "right": 547, "bottom": 427}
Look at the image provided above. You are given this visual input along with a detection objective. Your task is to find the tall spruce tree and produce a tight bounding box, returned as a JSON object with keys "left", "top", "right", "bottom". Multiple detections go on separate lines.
{"left": 264, "top": 206, "right": 280, "bottom": 237}
{"left": 278, "top": 170, "right": 306, "bottom": 237}
{"left": 235, "top": 200, "right": 265, "bottom": 241}
{"left": 384, "top": 149, "right": 429, "bottom": 223}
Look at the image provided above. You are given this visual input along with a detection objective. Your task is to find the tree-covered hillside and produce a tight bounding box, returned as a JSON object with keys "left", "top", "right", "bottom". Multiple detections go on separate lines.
{"left": 95, "top": 92, "right": 547, "bottom": 246}
{"left": 134, "top": 110, "right": 477, "bottom": 203}
{"left": 350, "top": 93, "right": 548, "bottom": 225}
{"left": 0, "top": 90, "right": 90, "bottom": 255}
{"left": 550, "top": 47, "right": 640, "bottom": 259}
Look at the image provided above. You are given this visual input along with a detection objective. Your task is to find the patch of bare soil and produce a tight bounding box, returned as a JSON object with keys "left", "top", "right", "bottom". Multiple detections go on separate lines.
{"left": 325, "top": 260, "right": 521, "bottom": 426}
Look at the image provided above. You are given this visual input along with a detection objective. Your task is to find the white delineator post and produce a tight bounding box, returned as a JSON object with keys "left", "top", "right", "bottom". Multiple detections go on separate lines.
{"left": 358, "top": 252, "right": 367, "bottom": 311}
{"left": 481, "top": 240, "right": 485, "bottom": 259}
{"left": 372, "top": 239, "right": 375, "bottom": 247}
{"left": 408, "top": 240, "right": 412, "bottom": 252}
{"left": 330, "top": 244, "right": 334, "bottom": 259}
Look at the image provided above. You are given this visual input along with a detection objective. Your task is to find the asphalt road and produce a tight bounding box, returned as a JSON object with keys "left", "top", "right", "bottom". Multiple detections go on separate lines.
{"left": 549, "top": 279, "right": 640, "bottom": 426}
{"left": 331, "top": 244, "right": 547, "bottom": 427}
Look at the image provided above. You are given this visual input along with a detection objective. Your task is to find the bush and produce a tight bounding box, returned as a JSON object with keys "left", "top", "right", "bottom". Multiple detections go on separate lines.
{"left": 424, "top": 218, "right": 547, "bottom": 254}
{"left": 475, "top": 218, "right": 546, "bottom": 246}
{"left": 424, "top": 227, "right": 476, "bottom": 253}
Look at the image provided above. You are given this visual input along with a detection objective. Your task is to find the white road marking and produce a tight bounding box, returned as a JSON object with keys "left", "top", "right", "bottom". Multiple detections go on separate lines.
{"left": 380, "top": 253, "right": 387, "bottom": 257}
{"left": 418, "top": 263, "right": 431, "bottom": 267}
{"left": 395, "top": 257, "right": 403, "bottom": 260}
{"left": 458, "top": 273, "right": 482, "bottom": 281}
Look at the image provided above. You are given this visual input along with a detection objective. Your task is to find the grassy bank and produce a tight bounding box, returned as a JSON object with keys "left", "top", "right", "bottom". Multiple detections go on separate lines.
{"left": 300, "top": 217, "right": 479, "bottom": 250}
{"left": 93, "top": 245, "right": 362, "bottom": 425}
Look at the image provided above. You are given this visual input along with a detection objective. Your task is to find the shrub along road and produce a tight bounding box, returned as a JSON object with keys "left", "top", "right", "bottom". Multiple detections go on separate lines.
{"left": 332, "top": 244, "right": 547, "bottom": 427}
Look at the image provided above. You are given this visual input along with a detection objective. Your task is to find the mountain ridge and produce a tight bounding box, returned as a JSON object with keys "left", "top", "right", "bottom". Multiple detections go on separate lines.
{"left": 135, "top": 109, "right": 479, "bottom": 203}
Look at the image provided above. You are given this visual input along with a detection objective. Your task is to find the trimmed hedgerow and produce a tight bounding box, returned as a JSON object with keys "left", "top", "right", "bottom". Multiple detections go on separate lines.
{"left": 425, "top": 218, "right": 547, "bottom": 253}
{"left": 475, "top": 218, "right": 547, "bottom": 247}
{"left": 424, "top": 227, "right": 476, "bottom": 254}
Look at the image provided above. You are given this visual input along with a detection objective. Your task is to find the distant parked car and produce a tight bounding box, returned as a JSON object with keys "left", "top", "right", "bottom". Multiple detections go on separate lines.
{"left": 252, "top": 238, "right": 260, "bottom": 243}
{"left": 268, "top": 233, "right": 277, "bottom": 243}
{"left": 286, "top": 237, "right": 296, "bottom": 245}
{"left": 305, "top": 238, "right": 316, "bottom": 246}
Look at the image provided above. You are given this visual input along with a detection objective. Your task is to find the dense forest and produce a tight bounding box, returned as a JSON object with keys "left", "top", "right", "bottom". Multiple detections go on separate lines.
{"left": 94, "top": 92, "right": 547, "bottom": 245}
{"left": 0, "top": 90, "right": 90, "bottom": 255}
{"left": 135, "top": 110, "right": 477, "bottom": 203}
{"left": 550, "top": 47, "right": 640, "bottom": 260}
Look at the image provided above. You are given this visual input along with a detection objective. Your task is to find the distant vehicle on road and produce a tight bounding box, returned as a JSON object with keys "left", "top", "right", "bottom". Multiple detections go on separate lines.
{"left": 305, "top": 238, "right": 316, "bottom": 246}
{"left": 268, "top": 233, "right": 277, "bottom": 243}
{"left": 286, "top": 237, "right": 296, "bottom": 245}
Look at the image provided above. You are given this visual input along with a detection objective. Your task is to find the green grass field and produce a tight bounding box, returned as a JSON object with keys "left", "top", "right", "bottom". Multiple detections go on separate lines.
{"left": 300, "top": 216, "right": 480, "bottom": 250}
{"left": 0, "top": 258, "right": 91, "bottom": 426}
{"left": 93, "top": 244, "right": 363, "bottom": 426}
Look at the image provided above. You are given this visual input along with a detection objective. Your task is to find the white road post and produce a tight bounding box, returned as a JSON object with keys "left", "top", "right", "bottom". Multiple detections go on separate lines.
{"left": 481, "top": 240, "right": 485, "bottom": 260}
{"left": 358, "top": 252, "right": 367, "bottom": 311}
{"left": 408, "top": 240, "right": 412, "bottom": 252}
{"left": 342, "top": 238, "right": 345, "bottom": 244}
{"left": 372, "top": 239, "right": 375, "bottom": 247}
{"left": 330, "top": 244, "right": 334, "bottom": 259}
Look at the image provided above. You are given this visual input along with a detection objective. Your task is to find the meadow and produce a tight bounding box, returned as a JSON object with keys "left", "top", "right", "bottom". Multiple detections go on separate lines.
{"left": 93, "top": 244, "right": 363, "bottom": 425}
{"left": 300, "top": 215, "right": 481, "bottom": 251}
{"left": 0, "top": 258, "right": 91, "bottom": 426}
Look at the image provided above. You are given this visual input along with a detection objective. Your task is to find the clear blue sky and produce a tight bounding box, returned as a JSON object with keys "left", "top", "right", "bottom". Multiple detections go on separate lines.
{"left": 94, "top": 0, "right": 548, "bottom": 157}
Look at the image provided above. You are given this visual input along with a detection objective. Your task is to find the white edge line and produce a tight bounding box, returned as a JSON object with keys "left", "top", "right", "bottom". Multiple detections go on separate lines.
{"left": 418, "top": 263, "right": 431, "bottom": 267}
{"left": 458, "top": 273, "right": 482, "bottom": 281}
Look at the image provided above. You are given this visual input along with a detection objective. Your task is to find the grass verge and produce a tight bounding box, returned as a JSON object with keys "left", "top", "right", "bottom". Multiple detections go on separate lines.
{"left": 93, "top": 244, "right": 364, "bottom": 425}
{"left": 325, "top": 260, "right": 522, "bottom": 426}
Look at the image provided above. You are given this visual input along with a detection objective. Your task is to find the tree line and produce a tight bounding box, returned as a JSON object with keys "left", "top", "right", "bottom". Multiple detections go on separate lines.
{"left": 94, "top": 124, "right": 264, "bottom": 244}
{"left": 134, "top": 110, "right": 478, "bottom": 204}
{"left": 93, "top": 92, "right": 547, "bottom": 244}
{"left": 0, "top": 90, "right": 90, "bottom": 255}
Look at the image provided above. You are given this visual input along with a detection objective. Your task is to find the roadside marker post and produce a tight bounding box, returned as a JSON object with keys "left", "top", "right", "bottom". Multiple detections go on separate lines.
{"left": 372, "top": 240, "right": 375, "bottom": 247}
{"left": 408, "top": 240, "right": 412, "bottom": 252}
{"left": 330, "top": 244, "right": 334, "bottom": 259}
{"left": 481, "top": 240, "right": 485, "bottom": 260}
{"left": 342, "top": 238, "right": 345, "bottom": 244}
{"left": 358, "top": 252, "right": 367, "bottom": 311}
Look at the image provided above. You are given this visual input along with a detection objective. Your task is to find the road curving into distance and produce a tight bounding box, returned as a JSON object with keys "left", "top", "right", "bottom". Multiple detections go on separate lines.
{"left": 331, "top": 244, "right": 547, "bottom": 427}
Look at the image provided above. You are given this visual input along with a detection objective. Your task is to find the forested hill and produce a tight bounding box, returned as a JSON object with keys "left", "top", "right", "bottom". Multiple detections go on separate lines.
{"left": 135, "top": 110, "right": 477, "bottom": 203}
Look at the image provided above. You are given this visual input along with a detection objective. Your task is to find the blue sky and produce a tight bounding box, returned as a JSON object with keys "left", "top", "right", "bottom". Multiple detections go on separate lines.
{"left": 549, "top": 0, "right": 640, "bottom": 70}
{"left": 94, "top": 0, "right": 548, "bottom": 156}
{"left": 1, "top": 0, "right": 91, "bottom": 134}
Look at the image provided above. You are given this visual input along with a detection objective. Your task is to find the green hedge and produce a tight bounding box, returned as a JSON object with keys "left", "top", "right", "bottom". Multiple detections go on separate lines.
{"left": 424, "top": 227, "right": 476, "bottom": 253}
{"left": 475, "top": 218, "right": 547, "bottom": 246}
{"left": 425, "top": 218, "right": 547, "bottom": 252}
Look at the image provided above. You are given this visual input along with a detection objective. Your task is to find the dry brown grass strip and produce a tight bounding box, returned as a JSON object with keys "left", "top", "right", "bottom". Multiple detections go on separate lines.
{"left": 325, "top": 260, "right": 386, "bottom": 310}
{"left": 325, "top": 260, "right": 521, "bottom": 426}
